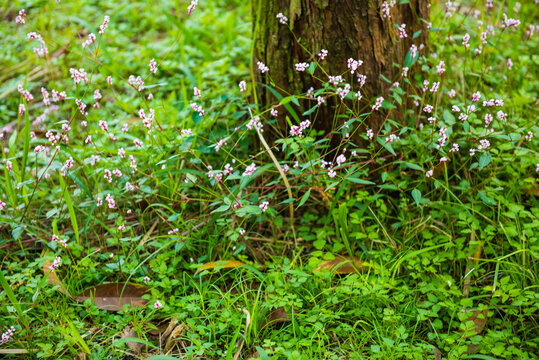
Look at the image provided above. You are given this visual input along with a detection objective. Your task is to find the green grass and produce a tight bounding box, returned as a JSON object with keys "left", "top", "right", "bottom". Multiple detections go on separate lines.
{"left": 0, "top": 0, "right": 538, "bottom": 359}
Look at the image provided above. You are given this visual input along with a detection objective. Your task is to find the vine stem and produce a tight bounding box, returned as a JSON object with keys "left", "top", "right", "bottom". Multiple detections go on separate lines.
{"left": 248, "top": 108, "right": 297, "bottom": 245}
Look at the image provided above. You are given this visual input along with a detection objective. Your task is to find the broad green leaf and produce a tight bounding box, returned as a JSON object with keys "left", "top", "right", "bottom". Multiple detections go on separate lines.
{"left": 412, "top": 189, "right": 422, "bottom": 207}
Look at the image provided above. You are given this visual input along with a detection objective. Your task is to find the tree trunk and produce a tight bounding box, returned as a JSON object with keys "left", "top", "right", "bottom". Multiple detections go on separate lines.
{"left": 252, "top": 0, "right": 429, "bottom": 145}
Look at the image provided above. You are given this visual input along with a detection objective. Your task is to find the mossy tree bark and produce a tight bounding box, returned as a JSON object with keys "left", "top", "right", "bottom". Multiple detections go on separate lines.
{"left": 252, "top": 0, "right": 429, "bottom": 146}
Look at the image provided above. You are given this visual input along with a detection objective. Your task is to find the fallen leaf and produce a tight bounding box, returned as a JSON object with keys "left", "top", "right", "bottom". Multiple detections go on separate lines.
{"left": 164, "top": 323, "right": 185, "bottom": 353}
{"left": 121, "top": 326, "right": 143, "bottom": 355}
{"left": 433, "top": 346, "right": 442, "bottom": 360}
{"left": 314, "top": 256, "right": 368, "bottom": 274}
{"left": 76, "top": 282, "right": 150, "bottom": 311}
{"left": 195, "top": 260, "right": 245, "bottom": 275}
{"left": 524, "top": 184, "right": 539, "bottom": 197}
{"left": 261, "top": 306, "right": 290, "bottom": 331}
{"left": 233, "top": 308, "right": 251, "bottom": 360}
{"left": 465, "top": 309, "right": 489, "bottom": 336}
{"left": 162, "top": 316, "right": 179, "bottom": 340}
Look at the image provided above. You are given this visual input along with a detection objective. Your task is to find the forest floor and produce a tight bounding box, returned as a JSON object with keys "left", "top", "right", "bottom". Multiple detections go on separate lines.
{"left": 0, "top": 0, "right": 537, "bottom": 359}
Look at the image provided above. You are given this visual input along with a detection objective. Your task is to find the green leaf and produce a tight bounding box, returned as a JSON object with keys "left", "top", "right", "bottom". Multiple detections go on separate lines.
{"left": 381, "top": 172, "right": 388, "bottom": 183}
{"left": 236, "top": 205, "right": 262, "bottom": 217}
{"left": 478, "top": 154, "right": 492, "bottom": 170}
{"left": 302, "top": 105, "right": 318, "bottom": 116}
{"left": 413, "top": 30, "right": 422, "bottom": 39}
{"left": 211, "top": 204, "right": 231, "bottom": 213}
{"left": 411, "top": 189, "right": 422, "bottom": 207}
{"left": 297, "top": 188, "right": 311, "bottom": 208}
{"left": 255, "top": 346, "right": 271, "bottom": 360}
{"left": 59, "top": 174, "right": 80, "bottom": 245}
{"left": 404, "top": 49, "right": 419, "bottom": 68}
{"left": 404, "top": 162, "right": 423, "bottom": 171}
{"left": 380, "top": 74, "right": 391, "bottom": 83}
{"left": 308, "top": 62, "right": 317, "bottom": 75}
{"left": 443, "top": 109, "right": 455, "bottom": 125}
{"left": 478, "top": 191, "right": 496, "bottom": 206}
{"left": 346, "top": 177, "right": 376, "bottom": 185}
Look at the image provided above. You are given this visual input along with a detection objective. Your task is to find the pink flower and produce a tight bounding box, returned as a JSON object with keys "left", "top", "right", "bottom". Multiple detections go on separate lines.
{"left": 423, "top": 104, "right": 434, "bottom": 113}
{"left": 144, "top": 276, "right": 150, "bottom": 284}
{"left": 372, "top": 97, "right": 384, "bottom": 111}
{"left": 154, "top": 300, "right": 163, "bottom": 309}
{"left": 259, "top": 201, "right": 269, "bottom": 212}
{"left": 462, "top": 33, "right": 470, "bottom": 49}
{"left": 318, "top": 49, "right": 328, "bottom": 60}
{"left": 149, "top": 59, "right": 158, "bottom": 75}
{"left": 194, "top": 87, "right": 201, "bottom": 98}
{"left": 105, "top": 194, "right": 116, "bottom": 209}
{"left": 16, "top": 9, "right": 26, "bottom": 24}
{"left": 0, "top": 201, "right": 6, "bottom": 211}
{"left": 243, "top": 163, "right": 257, "bottom": 177}
{"left": 187, "top": 0, "right": 198, "bottom": 15}
{"left": 257, "top": 61, "right": 269, "bottom": 74}
{"left": 381, "top": 1, "right": 391, "bottom": 18}
{"left": 472, "top": 91, "right": 481, "bottom": 102}
{"left": 347, "top": 58, "right": 363, "bottom": 71}
{"left": 99, "top": 16, "right": 110, "bottom": 35}
{"left": 426, "top": 170, "right": 433, "bottom": 178}
{"left": 507, "top": 58, "right": 513, "bottom": 70}
{"left": 398, "top": 24, "right": 407, "bottom": 39}
{"left": 82, "top": 33, "right": 96, "bottom": 48}
{"left": 239, "top": 81, "right": 247, "bottom": 92}
{"left": 49, "top": 256, "right": 62, "bottom": 272}
{"left": 328, "top": 168, "right": 336, "bottom": 178}
{"left": 276, "top": 13, "right": 288, "bottom": 24}
{"left": 295, "top": 62, "right": 309, "bottom": 72}
{"left": 366, "top": 128, "right": 374, "bottom": 140}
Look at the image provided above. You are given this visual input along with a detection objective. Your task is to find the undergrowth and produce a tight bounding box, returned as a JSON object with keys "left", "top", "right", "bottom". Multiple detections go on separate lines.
{"left": 0, "top": 0, "right": 537, "bottom": 359}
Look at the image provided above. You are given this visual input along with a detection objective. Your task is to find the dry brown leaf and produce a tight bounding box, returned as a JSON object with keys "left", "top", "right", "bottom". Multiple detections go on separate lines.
{"left": 162, "top": 316, "right": 179, "bottom": 340}
{"left": 465, "top": 309, "right": 489, "bottom": 336}
{"left": 314, "top": 256, "right": 368, "bottom": 274}
{"left": 43, "top": 260, "right": 74, "bottom": 298}
{"left": 164, "top": 323, "right": 185, "bottom": 353}
{"left": 76, "top": 282, "right": 149, "bottom": 311}
{"left": 195, "top": 260, "right": 245, "bottom": 275}
{"left": 433, "top": 346, "right": 442, "bottom": 360}
{"left": 261, "top": 306, "right": 290, "bottom": 331}
{"left": 121, "top": 326, "right": 144, "bottom": 355}
{"left": 524, "top": 184, "right": 539, "bottom": 197}
{"left": 233, "top": 308, "right": 251, "bottom": 360}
